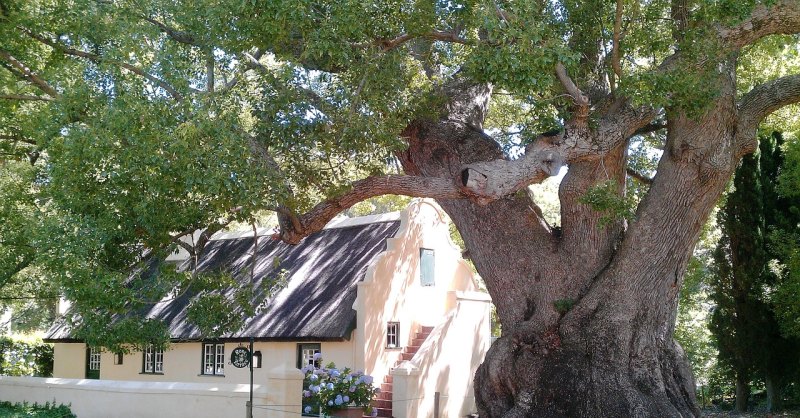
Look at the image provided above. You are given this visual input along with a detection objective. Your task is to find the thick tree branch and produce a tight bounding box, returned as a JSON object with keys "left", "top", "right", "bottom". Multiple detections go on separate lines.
{"left": 206, "top": 54, "right": 214, "bottom": 93}
{"left": 555, "top": 63, "right": 589, "bottom": 118}
{"left": 627, "top": 167, "right": 653, "bottom": 185}
{"left": 737, "top": 74, "right": 800, "bottom": 152}
{"left": 719, "top": 0, "right": 800, "bottom": 49}
{"left": 611, "top": 0, "right": 624, "bottom": 84}
{"left": 140, "top": 15, "right": 199, "bottom": 46}
{"left": 278, "top": 175, "right": 465, "bottom": 244}
{"left": 246, "top": 135, "right": 303, "bottom": 235}
{"left": 631, "top": 122, "right": 667, "bottom": 137}
{"left": 459, "top": 133, "right": 564, "bottom": 203}
{"left": 215, "top": 49, "right": 264, "bottom": 93}
{"left": 0, "top": 50, "right": 60, "bottom": 98}
{"left": 361, "top": 31, "right": 471, "bottom": 52}
{"left": 22, "top": 29, "right": 184, "bottom": 101}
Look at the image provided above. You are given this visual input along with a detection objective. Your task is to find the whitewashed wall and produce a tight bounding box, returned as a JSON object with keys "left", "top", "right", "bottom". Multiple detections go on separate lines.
{"left": 391, "top": 292, "right": 492, "bottom": 418}
{"left": 0, "top": 366, "right": 303, "bottom": 418}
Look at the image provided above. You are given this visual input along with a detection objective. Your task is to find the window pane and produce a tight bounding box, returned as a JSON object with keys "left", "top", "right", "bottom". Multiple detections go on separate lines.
{"left": 89, "top": 348, "right": 101, "bottom": 370}
{"left": 155, "top": 350, "right": 163, "bottom": 373}
{"left": 203, "top": 344, "right": 214, "bottom": 374}
{"left": 387, "top": 323, "right": 399, "bottom": 347}
{"left": 215, "top": 344, "right": 224, "bottom": 375}
{"left": 297, "top": 344, "right": 321, "bottom": 369}
{"left": 420, "top": 249, "right": 435, "bottom": 286}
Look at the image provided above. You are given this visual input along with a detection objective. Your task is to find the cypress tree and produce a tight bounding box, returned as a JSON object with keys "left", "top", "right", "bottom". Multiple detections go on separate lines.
{"left": 710, "top": 132, "right": 800, "bottom": 412}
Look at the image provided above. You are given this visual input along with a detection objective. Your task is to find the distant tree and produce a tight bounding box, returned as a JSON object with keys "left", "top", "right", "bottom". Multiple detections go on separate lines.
{"left": 710, "top": 131, "right": 800, "bottom": 412}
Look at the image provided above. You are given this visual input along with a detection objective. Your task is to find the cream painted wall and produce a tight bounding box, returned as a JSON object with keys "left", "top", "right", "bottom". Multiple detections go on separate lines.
{"left": 354, "top": 199, "right": 483, "bottom": 387}
{"left": 54, "top": 340, "right": 355, "bottom": 383}
{"left": 0, "top": 372, "right": 303, "bottom": 418}
{"left": 391, "top": 292, "right": 492, "bottom": 418}
{"left": 53, "top": 343, "right": 86, "bottom": 379}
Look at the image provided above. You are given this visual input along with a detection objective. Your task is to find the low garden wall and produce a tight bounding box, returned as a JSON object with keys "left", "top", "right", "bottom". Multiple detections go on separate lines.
{"left": 0, "top": 365, "right": 303, "bottom": 418}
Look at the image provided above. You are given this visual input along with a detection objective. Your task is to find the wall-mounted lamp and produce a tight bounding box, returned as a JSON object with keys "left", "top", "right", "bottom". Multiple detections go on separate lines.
{"left": 252, "top": 351, "right": 262, "bottom": 368}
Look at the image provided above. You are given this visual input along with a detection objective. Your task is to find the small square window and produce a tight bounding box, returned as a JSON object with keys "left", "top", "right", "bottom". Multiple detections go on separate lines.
{"left": 114, "top": 352, "right": 123, "bottom": 365}
{"left": 297, "top": 344, "right": 321, "bottom": 369}
{"left": 387, "top": 322, "right": 400, "bottom": 348}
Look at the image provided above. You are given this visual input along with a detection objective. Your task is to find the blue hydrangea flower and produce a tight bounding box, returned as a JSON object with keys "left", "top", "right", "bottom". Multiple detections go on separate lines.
{"left": 363, "top": 375, "right": 374, "bottom": 385}
{"left": 343, "top": 395, "right": 350, "bottom": 403}
{"left": 326, "top": 383, "right": 334, "bottom": 390}
{"left": 303, "top": 390, "right": 311, "bottom": 398}
{"left": 349, "top": 385, "right": 356, "bottom": 392}
{"left": 304, "top": 406, "right": 312, "bottom": 414}
{"left": 309, "top": 374, "right": 318, "bottom": 381}
{"left": 328, "top": 400, "right": 334, "bottom": 406}
{"left": 313, "top": 352, "right": 322, "bottom": 361}
{"left": 335, "top": 395, "right": 343, "bottom": 405}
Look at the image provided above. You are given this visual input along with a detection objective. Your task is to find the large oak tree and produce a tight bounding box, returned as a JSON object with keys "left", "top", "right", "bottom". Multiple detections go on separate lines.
{"left": 3, "top": 0, "right": 800, "bottom": 416}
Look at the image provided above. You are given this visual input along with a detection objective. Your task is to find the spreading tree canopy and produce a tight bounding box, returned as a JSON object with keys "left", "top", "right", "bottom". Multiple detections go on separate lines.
{"left": 2, "top": 0, "right": 800, "bottom": 416}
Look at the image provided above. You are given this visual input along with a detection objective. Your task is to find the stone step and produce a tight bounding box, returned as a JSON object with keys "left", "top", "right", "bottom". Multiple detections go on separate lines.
{"left": 380, "top": 383, "right": 393, "bottom": 392}
{"left": 411, "top": 338, "right": 427, "bottom": 346}
{"left": 372, "top": 399, "right": 392, "bottom": 409}
{"left": 377, "top": 390, "right": 392, "bottom": 401}
{"left": 404, "top": 345, "right": 420, "bottom": 354}
{"left": 420, "top": 326, "right": 434, "bottom": 333}
{"left": 375, "top": 407, "right": 393, "bottom": 417}
{"left": 383, "top": 375, "right": 392, "bottom": 384}
{"left": 400, "top": 352, "right": 415, "bottom": 361}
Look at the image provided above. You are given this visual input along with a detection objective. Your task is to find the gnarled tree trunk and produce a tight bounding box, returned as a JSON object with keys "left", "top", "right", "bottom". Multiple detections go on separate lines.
{"left": 396, "top": 74, "right": 744, "bottom": 417}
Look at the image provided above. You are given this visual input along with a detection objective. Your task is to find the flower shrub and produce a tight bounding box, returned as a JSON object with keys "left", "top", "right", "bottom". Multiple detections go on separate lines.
{"left": 0, "top": 336, "right": 53, "bottom": 377}
{"left": 301, "top": 354, "right": 379, "bottom": 417}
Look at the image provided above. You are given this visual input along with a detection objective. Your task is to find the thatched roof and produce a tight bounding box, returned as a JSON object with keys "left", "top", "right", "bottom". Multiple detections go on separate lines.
{"left": 45, "top": 219, "right": 400, "bottom": 342}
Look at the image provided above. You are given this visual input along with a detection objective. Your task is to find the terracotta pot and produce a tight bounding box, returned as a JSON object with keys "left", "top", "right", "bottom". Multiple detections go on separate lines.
{"left": 330, "top": 407, "right": 365, "bottom": 418}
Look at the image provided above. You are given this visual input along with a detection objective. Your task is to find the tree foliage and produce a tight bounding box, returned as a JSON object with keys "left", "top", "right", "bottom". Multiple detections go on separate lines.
{"left": 709, "top": 131, "right": 800, "bottom": 411}
{"left": 2, "top": 0, "right": 800, "bottom": 415}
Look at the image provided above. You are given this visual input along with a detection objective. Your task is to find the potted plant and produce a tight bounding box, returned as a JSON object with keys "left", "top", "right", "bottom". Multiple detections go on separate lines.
{"left": 301, "top": 354, "right": 379, "bottom": 417}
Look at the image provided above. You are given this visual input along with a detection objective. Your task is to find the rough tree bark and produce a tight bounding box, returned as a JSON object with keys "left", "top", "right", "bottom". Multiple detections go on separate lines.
{"left": 394, "top": 65, "right": 744, "bottom": 416}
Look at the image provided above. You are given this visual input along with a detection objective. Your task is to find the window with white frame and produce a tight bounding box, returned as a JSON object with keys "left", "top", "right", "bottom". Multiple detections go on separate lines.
{"left": 202, "top": 343, "right": 225, "bottom": 375}
{"left": 297, "top": 343, "right": 321, "bottom": 369}
{"left": 386, "top": 322, "right": 400, "bottom": 348}
{"left": 142, "top": 345, "right": 164, "bottom": 374}
{"left": 88, "top": 347, "right": 101, "bottom": 370}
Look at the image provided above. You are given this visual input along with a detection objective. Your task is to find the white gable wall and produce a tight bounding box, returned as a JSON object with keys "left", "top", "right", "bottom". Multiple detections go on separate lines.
{"left": 353, "top": 199, "right": 481, "bottom": 385}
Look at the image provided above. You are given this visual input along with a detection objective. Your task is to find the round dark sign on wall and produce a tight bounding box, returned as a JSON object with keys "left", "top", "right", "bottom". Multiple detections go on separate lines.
{"left": 231, "top": 347, "right": 250, "bottom": 368}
